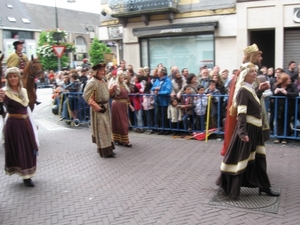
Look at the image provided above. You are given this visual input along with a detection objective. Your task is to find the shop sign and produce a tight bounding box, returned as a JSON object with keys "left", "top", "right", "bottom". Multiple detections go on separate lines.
{"left": 160, "top": 28, "right": 182, "bottom": 34}
{"left": 293, "top": 8, "right": 300, "bottom": 23}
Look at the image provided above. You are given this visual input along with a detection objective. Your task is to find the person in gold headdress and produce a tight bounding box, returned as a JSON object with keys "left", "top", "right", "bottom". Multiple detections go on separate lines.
{"left": 216, "top": 62, "right": 280, "bottom": 200}
{"left": 243, "top": 44, "right": 271, "bottom": 142}
{"left": 83, "top": 63, "right": 117, "bottom": 158}
{"left": 6, "top": 41, "right": 28, "bottom": 73}
{"left": 221, "top": 44, "right": 270, "bottom": 156}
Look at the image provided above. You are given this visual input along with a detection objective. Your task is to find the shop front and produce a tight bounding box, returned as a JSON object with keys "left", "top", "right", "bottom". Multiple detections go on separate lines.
{"left": 134, "top": 22, "right": 217, "bottom": 74}
{"left": 237, "top": 0, "right": 300, "bottom": 69}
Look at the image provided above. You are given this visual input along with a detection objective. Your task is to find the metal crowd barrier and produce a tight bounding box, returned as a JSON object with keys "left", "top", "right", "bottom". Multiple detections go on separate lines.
{"left": 51, "top": 92, "right": 300, "bottom": 141}
{"left": 128, "top": 93, "right": 300, "bottom": 141}
{"left": 128, "top": 93, "right": 227, "bottom": 136}
{"left": 54, "top": 92, "right": 90, "bottom": 127}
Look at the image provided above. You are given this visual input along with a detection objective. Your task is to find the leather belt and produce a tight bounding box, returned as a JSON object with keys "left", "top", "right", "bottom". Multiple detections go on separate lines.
{"left": 8, "top": 114, "right": 29, "bottom": 119}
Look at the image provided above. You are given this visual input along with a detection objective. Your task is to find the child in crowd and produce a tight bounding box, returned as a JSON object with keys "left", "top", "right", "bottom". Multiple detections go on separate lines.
{"left": 194, "top": 85, "right": 208, "bottom": 131}
{"left": 65, "top": 72, "right": 80, "bottom": 124}
{"left": 167, "top": 98, "right": 183, "bottom": 135}
{"left": 132, "top": 76, "right": 144, "bottom": 132}
{"left": 205, "top": 80, "right": 220, "bottom": 128}
{"left": 178, "top": 85, "right": 194, "bottom": 131}
{"left": 142, "top": 82, "right": 155, "bottom": 134}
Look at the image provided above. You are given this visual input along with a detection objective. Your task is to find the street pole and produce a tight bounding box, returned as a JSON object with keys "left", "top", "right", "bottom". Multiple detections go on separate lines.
{"left": 55, "top": 0, "right": 61, "bottom": 72}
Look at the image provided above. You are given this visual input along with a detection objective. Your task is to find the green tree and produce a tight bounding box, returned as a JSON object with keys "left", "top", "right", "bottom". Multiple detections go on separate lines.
{"left": 89, "top": 37, "right": 111, "bottom": 66}
{"left": 37, "top": 30, "right": 76, "bottom": 71}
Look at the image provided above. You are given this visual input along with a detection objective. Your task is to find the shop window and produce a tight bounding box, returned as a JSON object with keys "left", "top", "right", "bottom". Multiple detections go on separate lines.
{"left": 142, "top": 34, "right": 214, "bottom": 75}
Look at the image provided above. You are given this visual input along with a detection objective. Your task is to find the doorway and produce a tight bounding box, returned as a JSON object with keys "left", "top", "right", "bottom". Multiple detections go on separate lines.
{"left": 250, "top": 30, "right": 275, "bottom": 68}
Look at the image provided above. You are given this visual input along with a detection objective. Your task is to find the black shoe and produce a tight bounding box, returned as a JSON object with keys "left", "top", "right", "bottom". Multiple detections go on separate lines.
{"left": 124, "top": 143, "right": 132, "bottom": 147}
{"left": 23, "top": 178, "right": 35, "bottom": 187}
{"left": 259, "top": 187, "right": 280, "bottom": 196}
{"left": 158, "top": 131, "right": 164, "bottom": 135}
{"left": 104, "top": 154, "right": 115, "bottom": 158}
{"left": 163, "top": 131, "right": 170, "bottom": 135}
{"left": 36, "top": 101, "right": 41, "bottom": 105}
{"left": 228, "top": 195, "right": 240, "bottom": 201}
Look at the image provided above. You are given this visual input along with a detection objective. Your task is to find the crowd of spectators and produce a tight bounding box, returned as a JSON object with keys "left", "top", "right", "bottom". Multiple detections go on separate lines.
{"left": 48, "top": 59, "right": 300, "bottom": 142}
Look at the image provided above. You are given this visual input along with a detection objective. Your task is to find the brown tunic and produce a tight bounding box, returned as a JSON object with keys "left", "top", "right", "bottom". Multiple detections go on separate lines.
{"left": 83, "top": 78, "right": 115, "bottom": 157}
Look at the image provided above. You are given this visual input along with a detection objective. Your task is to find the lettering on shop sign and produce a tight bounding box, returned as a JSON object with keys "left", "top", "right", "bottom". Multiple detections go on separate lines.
{"left": 160, "top": 28, "right": 183, "bottom": 33}
{"left": 293, "top": 8, "right": 300, "bottom": 23}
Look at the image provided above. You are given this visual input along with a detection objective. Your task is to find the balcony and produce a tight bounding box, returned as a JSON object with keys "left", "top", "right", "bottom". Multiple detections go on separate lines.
{"left": 108, "top": 0, "right": 180, "bottom": 27}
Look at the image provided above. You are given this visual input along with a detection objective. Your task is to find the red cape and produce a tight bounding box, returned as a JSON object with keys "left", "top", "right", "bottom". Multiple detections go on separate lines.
{"left": 220, "top": 70, "right": 240, "bottom": 156}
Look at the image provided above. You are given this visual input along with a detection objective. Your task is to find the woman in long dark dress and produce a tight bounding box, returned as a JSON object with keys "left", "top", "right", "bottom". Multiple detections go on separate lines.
{"left": 111, "top": 73, "right": 134, "bottom": 147}
{"left": 216, "top": 62, "right": 280, "bottom": 200}
{"left": 0, "top": 67, "right": 39, "bottom": 187}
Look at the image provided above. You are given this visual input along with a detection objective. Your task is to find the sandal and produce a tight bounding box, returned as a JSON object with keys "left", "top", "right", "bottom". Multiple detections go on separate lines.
{"left": 124, "top": 143, "right": 132, "bottom": 147}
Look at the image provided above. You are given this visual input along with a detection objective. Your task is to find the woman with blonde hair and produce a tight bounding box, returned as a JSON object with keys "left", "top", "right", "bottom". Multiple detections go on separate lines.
{"left": 216, "top": 62, "right": 280, "bottom": 200}
{"left": 0, "top": 67, "right": 39, "bottom": 187}
{"left": 111, "top": 72, "right": 134, "bottom": 147}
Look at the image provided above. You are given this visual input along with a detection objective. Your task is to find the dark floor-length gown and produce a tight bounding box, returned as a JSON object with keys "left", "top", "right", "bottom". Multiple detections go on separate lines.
{"left": 3, "top": 92, "right": 38, "bottom": 179}
{"left": 111, "top": 85, "right": 130, "bottom": 144}
{"left": 216, "top": 84, "right": 271, "bottom": 197}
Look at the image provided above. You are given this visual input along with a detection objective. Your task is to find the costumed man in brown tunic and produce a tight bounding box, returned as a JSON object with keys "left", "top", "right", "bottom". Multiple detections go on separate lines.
{"left": 6, "top": 40, "right": 28, "bottom": 73}
{"left": 83, "top": 63, "right": 117, "bottom": 158}
{"left": 216, "top": 62, "right": 280, "bottom": 200}
{"left": 6, "top": 40, "right": 41, "bottom": 105}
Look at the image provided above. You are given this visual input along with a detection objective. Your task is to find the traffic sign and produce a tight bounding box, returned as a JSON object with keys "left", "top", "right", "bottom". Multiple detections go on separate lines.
{"left": 52, "top": 46, "right": 66, "bottom": 58}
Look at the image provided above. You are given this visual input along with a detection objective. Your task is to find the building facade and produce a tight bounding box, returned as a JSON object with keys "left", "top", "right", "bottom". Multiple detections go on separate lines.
{"left": 100, "top": 0, "right": 300, "bottom": 73}
{"left": 237, "top": 0, "right": 300, "bottom": 70}
{"left": 100, "top": 0, "right": 237, "bottom": 74}
{"left": 0, "top": 0, "right": 99, "bottom": 69}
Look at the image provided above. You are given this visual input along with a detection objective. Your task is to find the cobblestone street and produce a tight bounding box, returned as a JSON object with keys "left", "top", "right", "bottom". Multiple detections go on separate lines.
{"left": 0, "top": 89, "right": 299, "bottom": 225}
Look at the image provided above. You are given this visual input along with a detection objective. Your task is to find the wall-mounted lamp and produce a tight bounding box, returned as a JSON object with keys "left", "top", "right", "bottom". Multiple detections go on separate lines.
{"left": 101, "top": 9, "right": 107, "bottom": 16}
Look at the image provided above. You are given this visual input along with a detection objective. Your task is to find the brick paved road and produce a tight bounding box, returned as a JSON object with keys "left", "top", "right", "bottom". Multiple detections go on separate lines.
{"left": 0, "top": 88, "right": 299, "bottom": 225}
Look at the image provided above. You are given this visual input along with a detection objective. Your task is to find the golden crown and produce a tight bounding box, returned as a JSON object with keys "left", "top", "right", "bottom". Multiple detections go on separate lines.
{"left": 243, "top": 43, "right": 260, "bottom": 55}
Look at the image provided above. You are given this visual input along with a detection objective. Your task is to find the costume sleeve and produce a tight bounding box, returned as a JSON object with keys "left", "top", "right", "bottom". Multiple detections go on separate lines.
{"left": 83, "top": 81, "right": 101, "bottom": 112}
{"left": 236, "top": 88, "right": 248, "bottom": 139}
{"left": 6, "top": 54, "right": 18, "bottom": 68}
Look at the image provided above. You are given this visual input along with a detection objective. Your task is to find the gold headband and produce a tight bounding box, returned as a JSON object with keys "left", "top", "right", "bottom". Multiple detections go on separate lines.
{"left": 243, "top": 43, "right": 260, "bottom": 55}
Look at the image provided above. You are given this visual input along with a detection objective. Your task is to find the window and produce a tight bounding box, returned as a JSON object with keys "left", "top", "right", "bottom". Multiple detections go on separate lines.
{"left": 7, "top": 17, "right": 16, "bottom": 22}
{"left": 141, "top": 34, "right": 214, "bottom": 74}
{"left": 21, "top": 18, "right": 30, "bottom": 24}
{"left": 75, "top": 36, "right": 86, "bottom": 45}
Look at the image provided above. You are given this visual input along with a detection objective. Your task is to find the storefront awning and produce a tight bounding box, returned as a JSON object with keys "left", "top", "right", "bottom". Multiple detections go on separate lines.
{"left": 133, "top": 21, "right": 218, "bottom": 37}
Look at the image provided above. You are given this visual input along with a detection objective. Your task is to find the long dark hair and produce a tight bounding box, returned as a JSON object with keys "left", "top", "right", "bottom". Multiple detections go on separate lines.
{"left": 144, "top": 81, "right": 152, "bottom": 94}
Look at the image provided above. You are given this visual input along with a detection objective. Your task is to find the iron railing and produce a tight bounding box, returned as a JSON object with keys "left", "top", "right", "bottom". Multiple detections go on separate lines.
{"left": 109, "top": 0, "right": 180, "bottom": 14}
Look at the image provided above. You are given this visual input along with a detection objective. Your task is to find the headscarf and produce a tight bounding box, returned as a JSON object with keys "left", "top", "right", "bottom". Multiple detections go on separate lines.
{"left": 5, "top": 67, "right": 27, "bottom": 103}
{"left": 232, "top": 62, "right": 258, "bottom": 108}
